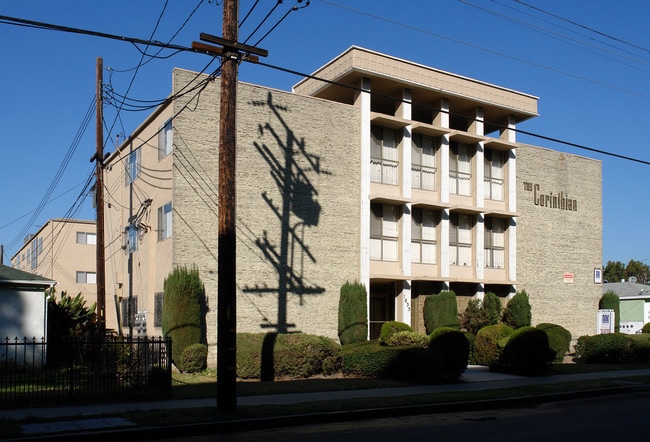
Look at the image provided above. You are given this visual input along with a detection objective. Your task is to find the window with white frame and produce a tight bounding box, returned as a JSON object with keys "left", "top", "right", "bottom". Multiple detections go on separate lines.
{"left": 76, "top": 271, "right": 97, "bottom": 284}
{"left": 126, "top": 148, "right": 141, "bottom": 185}
{"left": 370, "top": 202, "right": 399, "bottom": 261}
{"left": 76, "top": 232, "right": 97, "bottom": 245}
{"left": 158, "top": 202, "right": 172, "bottom": 241}
{"left": 370, "top": 125, "right": 399, "bottom": 185}
{"left": 449, "top": 212, "right": 473, "bottom": 266}
{"left": 158, "top": 119, "right": 173, "bottom": 160}
{"left": 411, "top": 133, "right": 437, "bottom": 190}
{"left": 411, "top": 207, "right": 438, "bottom": 264}
{"left": 485, "top": 216, "right": 506, "bottom": 269}
{"left": 484, "top": 148, "right": 505, "bottom": 201}
{"left": 449, "top": 142, "right": 472, "bottom": 196}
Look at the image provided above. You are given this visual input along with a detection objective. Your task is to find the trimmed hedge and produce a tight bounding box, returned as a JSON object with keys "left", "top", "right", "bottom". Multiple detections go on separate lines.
{"left": 379, "top": 321, "right": 412, "bottom": 346}
{"left": 642, "top": 322, "right": 650, "bottom": 334}
{"left": 494, "top": 327, "right": 554, "bottom": 375}
{"left": 388, "top": 331, "right": 429, "bottom": 348}
{"left": 179, "top": 343, "right": 208, "bottom": 373}
{"left": 575, "top": 333, "right": 633, "bottom": 363}
{"left": 502, "top": 290, "right": 531, "bottom": 329}
{"left": 338, "top": 282, "right": 368, "bottom": 345}
{"left": 423, "top": 291, "right": 460, "bottom": 334}
{"left": 429, "top": 327, "right": 470, "bottom": 381}
{"left": 536, "top": 323, "right": 572, "bottom": 363}
{"left": 474, "top": 324, "right": 515, "bottom": 366}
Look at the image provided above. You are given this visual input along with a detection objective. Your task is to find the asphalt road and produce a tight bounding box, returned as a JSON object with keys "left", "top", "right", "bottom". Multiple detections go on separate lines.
{"left": 154, "top": 389, "right": 650, "bottom": 441}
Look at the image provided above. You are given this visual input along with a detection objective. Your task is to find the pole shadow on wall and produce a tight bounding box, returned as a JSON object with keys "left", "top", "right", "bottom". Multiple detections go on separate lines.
{"left": 242, "top": 92, "right": 327, "bottom": 337}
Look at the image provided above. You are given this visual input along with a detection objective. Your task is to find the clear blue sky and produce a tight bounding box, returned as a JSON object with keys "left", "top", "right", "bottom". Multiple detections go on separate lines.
{"left": 1, "top": 0, "right": 649, "bottom": 265}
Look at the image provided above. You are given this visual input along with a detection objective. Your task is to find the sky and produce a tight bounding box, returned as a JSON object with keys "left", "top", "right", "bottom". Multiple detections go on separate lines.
{"left": 1, "top": 0, "right": 650, "bottom": 265}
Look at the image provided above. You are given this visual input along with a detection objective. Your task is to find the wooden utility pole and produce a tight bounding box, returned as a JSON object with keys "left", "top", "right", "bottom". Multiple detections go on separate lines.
{"left": 95, "top": 57, "right": 106, "bottom": 331}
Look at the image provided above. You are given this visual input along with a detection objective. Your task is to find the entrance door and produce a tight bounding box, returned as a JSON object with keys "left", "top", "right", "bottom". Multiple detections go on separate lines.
{"left": 369, "top": 282, "right": 396, "bottom": 340}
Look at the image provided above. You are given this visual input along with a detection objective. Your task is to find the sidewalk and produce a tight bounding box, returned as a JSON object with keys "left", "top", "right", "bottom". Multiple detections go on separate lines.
{"left": 3, "top": 366, "right": 650, "bottom": 438}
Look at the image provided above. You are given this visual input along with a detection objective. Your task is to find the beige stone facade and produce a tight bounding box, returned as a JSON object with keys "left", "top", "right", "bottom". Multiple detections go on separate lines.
{"left": 102, "top": 46, "right": 602, "bottom": 362}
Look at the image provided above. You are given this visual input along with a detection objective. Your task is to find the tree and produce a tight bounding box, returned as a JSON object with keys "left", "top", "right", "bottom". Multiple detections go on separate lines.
{"left": 603, "top": 261, "right": 625, "bottom": 283}
{"left": 625, "top": 259, "right": 649, "bottom": 284}
{"left": 603, "top": 259, "right": 650, "bottom": 284}
{"left": 338, "top": 281, "right": 368, "bottom": 344}
{"left": 502, "top": 290, "right": 532, "bottom": 329}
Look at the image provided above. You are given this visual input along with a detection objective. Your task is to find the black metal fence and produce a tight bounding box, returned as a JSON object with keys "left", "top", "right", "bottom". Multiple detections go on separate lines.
{"left": 0, "top": 336, "right": 172, "bottom": 408}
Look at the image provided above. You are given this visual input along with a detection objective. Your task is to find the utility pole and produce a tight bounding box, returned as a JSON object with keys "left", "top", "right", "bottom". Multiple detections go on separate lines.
{"left": 94, "top": 57, "right": 106, "bottom": 333}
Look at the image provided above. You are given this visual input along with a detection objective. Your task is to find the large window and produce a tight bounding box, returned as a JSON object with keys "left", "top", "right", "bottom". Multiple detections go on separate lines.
{"left": 450, "top": 142, "right": 472, "bottom": 196}
{"left": 158, "top": 119, "right": 173, "bottom": 160}
{"left": 126, "top": 148, "right": 141, "bottom": 185}
{"left": 158, "top": 202, "right": 173, "bottom": 241}
{"left": 484, "top": 149, "right": 504, "bottom": 201}
{"left": 485, "top": 217, "right": 505, "bottom": 269}
{"left": 370, "top": 202, "right": 399, "bottom": 261}
{"left": 450, "top": 212, "right": 473, "bottom": 266}
{"left": 411, "top": 207, "right": 438, "bottom": 264}
{"left": 76, "top": 271, "right": 97, "bottom": 284}
{"left": 370, "top": 125, "right": 399, "bottom": 185}
{"left": 30, "top": 237, "right": 42, "bottom": 269}
{"left": 412, "top": 133, "right": 437, "bottom": 190}
{"left": 76, "top": 231, "right": 97, "bottom": 245}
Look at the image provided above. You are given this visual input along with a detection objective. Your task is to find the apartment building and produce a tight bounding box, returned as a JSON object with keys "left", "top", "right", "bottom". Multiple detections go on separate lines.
{"left": 103, "top": 47, "right": 601, "bottom": 359}
{"left": 11, "top": 219, "right": 98, "bottom": 306}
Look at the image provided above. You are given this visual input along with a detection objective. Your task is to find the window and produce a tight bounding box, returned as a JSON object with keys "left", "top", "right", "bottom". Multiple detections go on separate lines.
{"left": 449, "top": 212, "right": 473, "bottom": 266}
{"left": 411, "top": 207, "right": 438, "bottom": 264}
{"left": 154, "top": 292, "right": 164, "bottom": 327}
{"left": 76, "top": 271, "right": 97, "bottom": 284}
{"left": 126, "top": 148, "right": 141, "bottom": 184}
{"left": 158, "top": 119, "right": 173, "bottom": 160}
{"left": 76, "top": 232, "right": 97, "bottom": 245}
{"left": 412, "top": 134, "right": 437, "bottom": 190}
{"left": 484, "top": 149, "right": 505, "bottom": 201}
{"left": 370, "top": 202, "right": 399, "bottom": 261}
{"left": 450, "top": 142, "right": 472, "bottom": 196}
{"left": 30, "top": 237, "right": 42, "bottom": 269}
{"left": 485, "top": 217, "right": 506, "bottom": 269}
{"left": 370, "top": 125, "right": 399, "bottom": 185}
{"left": 158, "top": 202, "right": 173, "bottom": 241}
{"left": 121, "top": 297, "right": 137, "bottom": 328}
{"left": 126, "top": 225, "right": 138, "bottom": 253}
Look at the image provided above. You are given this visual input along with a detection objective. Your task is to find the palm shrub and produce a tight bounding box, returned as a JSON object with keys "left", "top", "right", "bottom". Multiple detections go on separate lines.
{"left": 599, "top": 291, "right": 621, "bottom": 333}
{"left": 502, "top": 290, "right": 531, "bottom": 329}
{"left": 536, "top": 323, "right": 572, "bottom": 363}
{"left": 338, "top": 281, "right": 368, "bottom": 345}
{"left": 494, "top": 327, "right": 554, "bottom": 375}
{"left": 423, "top": 290, "right": 460, "bottom": 334}
{"left": 161, "top": 266, "right": 206, "bottom": 369}
{"left": 429, "top": 327, "right": 470, "bottom": 381}
{"left": 474, "top": 323, "right": 514, "bottom": 366}
{"left": 379, "top": 321, "right": 412, "bottom": 346}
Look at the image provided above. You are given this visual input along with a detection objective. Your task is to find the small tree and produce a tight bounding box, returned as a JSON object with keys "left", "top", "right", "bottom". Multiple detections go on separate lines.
{"left": 502, "top": 290, "right": 531, "bottom": 329}
{"left": 423, "top": 290, "right": 460, "bottom": 334}
{"left": 599, "top": 290, "right": 620, "bottom": 333}
{"left": 162, "top": 266, "right": 206, "bottom": 368}
{"left": 461, "top": 292, "right": 501, "bottom": 334}
{"left": 338, "top": 281, "right": 368, "bottom": 345}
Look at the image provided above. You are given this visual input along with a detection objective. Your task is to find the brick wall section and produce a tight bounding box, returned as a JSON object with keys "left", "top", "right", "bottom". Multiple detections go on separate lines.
{"left": 517, "top": 145, "right": 602, "bottom": 342}
{"left": 171, "top": 69, "right": 361, "bottom": 361}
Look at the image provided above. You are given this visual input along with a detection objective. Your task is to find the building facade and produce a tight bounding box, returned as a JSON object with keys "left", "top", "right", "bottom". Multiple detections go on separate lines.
{"left": 103, "top": 47, "right": 602, "bottom": 360}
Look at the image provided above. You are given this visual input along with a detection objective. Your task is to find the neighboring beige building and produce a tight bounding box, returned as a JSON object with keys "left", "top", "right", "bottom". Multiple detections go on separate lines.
{"left": 103, "top": 46, "right": 602, "bottom": 362}
{"left": 10, "top": 219, "right": 98, "bottom": 307}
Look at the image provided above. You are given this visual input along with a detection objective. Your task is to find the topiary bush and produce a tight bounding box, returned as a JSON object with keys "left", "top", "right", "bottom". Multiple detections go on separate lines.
{"left": 379, "top": 321, "right": 412, "bottom": 346}
{"left": 628, "top": 334, "right": 650, "bottom": 361}
{"left": 502, "top": 290, "right": 531, "bottom": 329}
{"left": 179, "top": 343, "right": 208, "bottom": 373}
{"left": 494, "top": 327, "right": 554, "bottom": 375}
{"left": 428, "top": 327, "right": 470, "bottom": 381}
{"left": 161, "top": 266, "right": 206, "bottom": 368}
{"left": 236, "top": 332, "right": 266, "bottom": 379}
{"left": 642, "top": 322, "right": 650, "bottom": 334}
{"left": 423, "top": 290, "right": 460, "bottom": 334}
{"left": 575, "top": 333, "right": 634, "bottom": 363}
{"left": 388, "top": 331, "right": 429, "bottom": 348}
{"left": 338, "top": 281, "right": 368, "bottom": 345}
{"left": 536, "top": 323, "right": 572, "bottom": 363}
{"left": 599, "top": 291, "right": 621, "bottom": 333}
{"left": 474, "top": 323, "right": 515, "bottom": 366}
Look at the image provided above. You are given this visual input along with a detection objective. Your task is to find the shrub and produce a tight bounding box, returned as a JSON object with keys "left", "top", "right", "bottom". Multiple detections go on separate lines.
{"left": 179, "top": 343, "right": 207, "bottom": 373}
{"left": 429, "top": 327, "right": 470, "bottom": 381}
{"left": 474, "top": 324, "right": 514, "bottom": 366}
{"left": 494, "top": 327, "right": 554, "bottom": 375}
{"left": 379, "top": 321, "right": 412, "bottom": 346}
{"left": 461, "top": 292, "right": 502, "bottom": 334}
{"left": 423, "top": 291, "right": 460, "bottom": 334}
{"left": 576, "top": 333, "right": 634, "bottom": 363}
{"left": 628, "top": 334, "right": 650, "bottom": 361}
{"left": 599, "top": 291, "right": 621, "bottom": 333}
{"left": 338, "top": 282, "right": 368, "bottom": 345}
{"left": 388, "top": 331, "right": 429, "bottom": 348}
{"left": 642, "top": 322, "right": 650, "bottom": 334}
{"left": 536, "top": 323, "right": 572, "bottom": 363}
{"left": 464, "top": 332, "right": 477, "bottom": 365}
{"left": 161, "top": 266, "right": 206, "bottom": 367}
{"left": 502, "top": 290, "right": 531, "bottom": 329}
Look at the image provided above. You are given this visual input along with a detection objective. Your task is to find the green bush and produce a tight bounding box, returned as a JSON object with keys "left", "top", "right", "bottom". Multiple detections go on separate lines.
{"left": 502, "top": 290, "right": 531, "bottom": 329}
{"left": 576, "top": 333, "right": 634, "bottom": 363}
{"left": 461, "top": 292, "right": 501, "bottom": 334}
{"left": 599, "top": 291, "right": 621, "bottom": 333}
{"left": 338, "top": 282, "right": 368, "bottom": 345}
{"left": 423, "top": 291, "right": 460, "bottom": 334}
{"left": 379, "top": 321, "right": 412, "bottom": 346}
{"left": 236, "top": 332, "right": 266, "bottom": 379}
{"left": 536, "top": 323, "right": 572, "bottom": 363}
{"left": 179, "top": 343, "right": 208, "bottom": 373}
{"left": 388, "top": 331, "right": 429, "bottom": 348}
{"left": 429, "top": 327, "right": 470, "bottom": 381}
{"left": 642, "top": 322, "right": 650, "bottom": 334}
{"left": 161, "top": 266, "right": 206, "bottom": 367}
{"left": 464, "top": 332, "right": 477, "bottom": 365}
{"left": 474, "top": 324, "right": 515, "bottom": 366}
{"left": 494, "top": 327, "right": 554, "bottom": 375}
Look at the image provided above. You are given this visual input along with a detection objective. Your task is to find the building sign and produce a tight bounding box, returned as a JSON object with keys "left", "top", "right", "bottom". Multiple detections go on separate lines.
{"left": 523, "top": 182, "right": 578, "bottom": 211}
{"left": 563, "top": 272, "right": 574, "bottom": 283}
{"left": 597, "top": 309, "right": 615, "bottom": 334}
